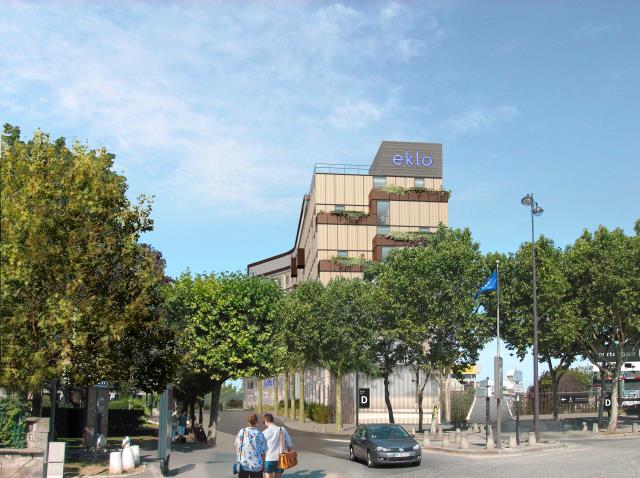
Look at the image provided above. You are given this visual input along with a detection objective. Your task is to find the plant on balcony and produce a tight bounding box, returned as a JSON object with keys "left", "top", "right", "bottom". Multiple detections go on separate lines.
{"left": 330, "top": 256, "right": 368, "bottom": 267}
{"left": 379, "top": 184, "right": 410, "bottom": 195}
{"left": 385, "top": 231, "right": 432, "bottom": 245}
{"left": 330, "top": 210, "right": 369, "bottom": 222}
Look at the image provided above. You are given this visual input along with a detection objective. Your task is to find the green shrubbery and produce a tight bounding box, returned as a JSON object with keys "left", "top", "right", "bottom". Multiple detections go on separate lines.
{"left": 306, "top": 403, "right": 333, "bottom": 424}
{"left": 0, "top": 397, "right": 28, "bottom": 448}
{"left": 109, "top": 397, "right": 146, "bottom": 411}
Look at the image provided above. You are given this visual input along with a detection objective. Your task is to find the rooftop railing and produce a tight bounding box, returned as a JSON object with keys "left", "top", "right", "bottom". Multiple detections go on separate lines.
{"left": 313, "top": 163, "right": 371, "bottom": 175}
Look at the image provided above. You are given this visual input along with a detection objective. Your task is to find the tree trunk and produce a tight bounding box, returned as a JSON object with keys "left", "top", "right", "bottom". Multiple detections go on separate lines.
{"left": 444, "top": 373, "right": 451, "bottom": 423}
{"left": 274, "top": 374, "right": 279, "bottom": 415}
{"left": 207, "top": 380, "right": 222, "bottom": 444}
{"left": 335, "top": 373, "right": 343, "bottom": 431}
{"left": 299, "top": 370, "right": 305, "bottom": 423}
{"left": 189, "top": 399, "right": 196, "bottom": 431}
{"left": 608, "top": 363, "right": 623, "bottom": 432}
{"left": 257, "top": 379, "right": 263, "bottom": 414}
{"left": 198, "top": 399, "right": 203, "bottom": 426}
{"left": 383, "top": 373, "right": 394, "bottom": 423}
{"left": 31, "top": 389, "right": 43, "bottom": 417}
{"left": 416, "top": 369, "right": 424, "bottom": 431}
{"left": 289, "top": 372, "right": 296, "bottom": 420}
{"left": 549, "top": 367, "right": 559, "bottom": 421}
{"left": 284, "top": 372, "right": 289, "bottom": 419}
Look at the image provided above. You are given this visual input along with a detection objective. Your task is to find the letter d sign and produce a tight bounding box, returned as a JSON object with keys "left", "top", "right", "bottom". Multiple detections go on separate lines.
{"left": 358, "top": 388, "right": 370, "bottom": 409}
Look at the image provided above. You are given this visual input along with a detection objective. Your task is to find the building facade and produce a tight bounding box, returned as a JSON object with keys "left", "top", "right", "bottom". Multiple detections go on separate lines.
{"left": 245, "top": 141, "right": 453, "bottom": 425}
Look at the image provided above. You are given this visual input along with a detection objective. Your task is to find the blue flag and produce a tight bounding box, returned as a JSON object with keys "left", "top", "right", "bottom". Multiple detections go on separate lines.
{"left": 474, "top": 270, "right": 497, "bottom": 299}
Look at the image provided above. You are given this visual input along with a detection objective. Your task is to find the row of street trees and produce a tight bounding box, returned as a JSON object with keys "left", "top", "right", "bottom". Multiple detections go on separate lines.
{"left": 481, "top": 224, "right": 640, "bottom": 431}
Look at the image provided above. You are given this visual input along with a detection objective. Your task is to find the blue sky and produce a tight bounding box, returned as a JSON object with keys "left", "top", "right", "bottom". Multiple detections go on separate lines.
{"left": 2, "top": 1, "right": 639, "bottom": 388}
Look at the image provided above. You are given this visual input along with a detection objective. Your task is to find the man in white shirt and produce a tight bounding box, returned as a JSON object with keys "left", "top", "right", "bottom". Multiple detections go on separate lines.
{"left": 262, "top": 413, "right": 294, "bottom": 478}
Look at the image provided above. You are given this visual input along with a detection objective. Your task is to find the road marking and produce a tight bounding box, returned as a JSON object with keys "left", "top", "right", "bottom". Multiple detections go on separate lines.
{"left": 321, "top": 438, "right": 351, "bottom": 443}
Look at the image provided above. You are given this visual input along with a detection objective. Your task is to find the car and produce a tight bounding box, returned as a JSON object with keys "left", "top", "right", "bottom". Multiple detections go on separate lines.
{"left": 349, "top": 423, "right": 421, "bottom": 468}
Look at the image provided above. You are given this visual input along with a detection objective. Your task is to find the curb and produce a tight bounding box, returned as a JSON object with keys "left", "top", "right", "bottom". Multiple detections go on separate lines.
{"left": 69, "top": 463, "right": 148, "bottom": 478}
{"left": 422, "top": 442, "right": 571, "bottom": 458}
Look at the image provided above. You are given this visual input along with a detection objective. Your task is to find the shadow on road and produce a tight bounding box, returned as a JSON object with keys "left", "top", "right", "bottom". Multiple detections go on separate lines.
{"left": 285, "top": 470, "right": 327, "bottom": 478}
{"left": 167, "top": 463, "right": 196, "bottom": 476}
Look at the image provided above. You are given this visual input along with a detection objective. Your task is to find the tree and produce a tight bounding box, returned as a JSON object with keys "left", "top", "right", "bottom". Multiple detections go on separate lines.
{"left": 1, "top": 125, "right": 173, "bottom": 399}
{"left": 315, "top": 278, "right": 377, "bottom": 431}
{"left": 563, "top": 222, "right": 640, "bottom": 431}
{"left": 372, "top": 225, "right": 491, "bottom": 431}
{"left": 483, "top": 237, "right": 581, "bottom": 420}
{"left": 277, "top": 280, "right": 324, "bottom": 423}
{"left": 166, "top": 271, "right": 282, "bottom": 440}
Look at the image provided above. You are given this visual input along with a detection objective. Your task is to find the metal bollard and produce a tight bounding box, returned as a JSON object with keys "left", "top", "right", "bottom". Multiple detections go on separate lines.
{"left": 592, "top": 423, "right": 598, "bottom": 433}
{"left": 528, "top": 431, "right": 536, "bottom": 446}
{"left": 508, "top": 435, "right": 517, "bottom": 448}
{"left": 582, "top": 422, "right": 588, "bottom": 432}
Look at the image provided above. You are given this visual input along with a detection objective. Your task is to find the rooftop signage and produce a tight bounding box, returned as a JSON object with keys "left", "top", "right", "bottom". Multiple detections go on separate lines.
{"left": 392, "top": 150, "right": 433, "bottom": 168}
{"left": 369, "top": 141, "right": 442, "bottom": 178}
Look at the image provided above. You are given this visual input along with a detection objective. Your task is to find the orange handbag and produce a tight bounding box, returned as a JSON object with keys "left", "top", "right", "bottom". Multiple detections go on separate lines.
{"left": 277, "top": 428, "right": 298, "bottom": 470}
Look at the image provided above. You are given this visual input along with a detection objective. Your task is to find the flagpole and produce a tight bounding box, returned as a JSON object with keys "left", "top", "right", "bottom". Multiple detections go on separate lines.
{"left": 495, "top": 259, "right": 502, "bottom": 449}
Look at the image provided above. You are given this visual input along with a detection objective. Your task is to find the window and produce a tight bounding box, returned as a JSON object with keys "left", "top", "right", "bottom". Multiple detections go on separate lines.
{"left": 373, "top": 176, "right": 386, "bottom": 188}
{"left": 337, "top": 250, "right": 348, "bottom": 257}
{"left": 377, "top": 200, "right": 389, "bottom": 225}
{"left": 381, "top": 246, "right": 394, "bottom": 260}
{"left": 419, "top": 227, "right": 429, "bottom": 233}
{"left": 414, "top": 178, "right": 425, "bottom": 188}
{"left": 334, "top": 204, "right": 345, "bottom": 212}
{"left": 377, "top": 225, "right": 390, "bottom": 235}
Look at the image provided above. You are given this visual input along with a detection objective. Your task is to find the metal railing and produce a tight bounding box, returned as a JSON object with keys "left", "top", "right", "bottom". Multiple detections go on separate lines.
{"left": 313, "top": 163, "right": 371, "bottom": 175}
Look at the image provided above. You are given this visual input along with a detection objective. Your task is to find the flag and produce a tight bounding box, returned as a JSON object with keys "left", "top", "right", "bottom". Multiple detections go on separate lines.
{"left": 474, "top": 270, "right": 497, "bottom": 299}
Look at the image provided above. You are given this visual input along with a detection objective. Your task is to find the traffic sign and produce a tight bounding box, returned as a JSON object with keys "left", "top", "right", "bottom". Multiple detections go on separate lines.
{"left": 95, "top": 381, "right": 109, "bottom": 388}
{"left": 358, "top": 388, "right": 370, "bottom": 409}
{"left": 604, "top": 393, "right": 612, "bottom": 410}
{"left": 559, "top": 394, "right": 588, "bottom": 404}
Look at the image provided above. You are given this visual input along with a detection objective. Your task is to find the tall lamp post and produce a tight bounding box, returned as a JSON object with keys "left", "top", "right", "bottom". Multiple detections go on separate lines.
{"left": 521, "top": 193, "right": 543, "bottom": 442}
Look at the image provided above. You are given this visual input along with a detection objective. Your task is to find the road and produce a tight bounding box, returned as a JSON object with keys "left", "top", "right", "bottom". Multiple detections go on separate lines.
{"left": 157, "top": 410, "right": 640, "bottom": 477}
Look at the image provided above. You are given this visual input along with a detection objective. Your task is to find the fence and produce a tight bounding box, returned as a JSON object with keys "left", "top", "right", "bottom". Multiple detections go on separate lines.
{"left": 518, "top": 390, "right": 598, "bottom": 415}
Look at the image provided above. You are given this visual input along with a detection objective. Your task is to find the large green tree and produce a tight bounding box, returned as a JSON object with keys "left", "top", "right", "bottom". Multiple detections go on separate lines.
{"left": 277, "top": 280, "right": 325, "bottom": 422}
{"left": 372, "top": 225, "right": 491, "bottom": 430}
{"left": 483, "top": 237, "right": 581, "bottom": 420}
{"left": 315, "top": 278, "right": 377, "bottom": 431}
{"left": 563, "top": 222, "right": 640, "bottom": 431}
{"left": 0, "top": 125, "right": 174, "bottom": 397}
{"left": 166, "top": 271, "right": 282, "bottom": 440}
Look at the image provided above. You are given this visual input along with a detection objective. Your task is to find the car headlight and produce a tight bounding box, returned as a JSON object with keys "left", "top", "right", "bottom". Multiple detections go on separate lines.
{"left": 376, "top": 446, "right": 391, "bottom": 452}
{"left": 413, "top": 444, "right": 421, "bottom": 450}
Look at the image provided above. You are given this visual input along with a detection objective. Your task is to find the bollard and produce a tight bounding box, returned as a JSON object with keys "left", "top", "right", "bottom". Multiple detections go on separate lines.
{"left": 473, "top": 423, "right": 479, "bottom": 433}
{"left": 411, "top": 426, "right": 416, "bottom": 435}
{"left": 632, "top": 423, "right": 638, "bottom": 433}
{"left": 592, "top": 423, "right": 598, "bottom": 433}
{"left": 322, "top": 425, "right": 326, "bottom": 433}
{"left": 508, "top": 435, "right": 517, "bottom": 448}
{"left": 479, "top": 423, "right": 485, "bottom": 434}
{"left": 455, "top": 431, "right": 462, "bottom": 446}
{"left": 582, "top": 422, "right": 588, "bottom": 432}
{"left": 122, "top": 447, "right": 135, "bottom": 471}
{"left": 109, "top": 452, "right": 123, "bottom": 475}
{"left": 131, "top": 445, "right": 140, "bottom": 466}
{"left": 423, "top": 434, "right": 430, "bottom": 447}
{"left": 460, "top": 435, "right": 469, "bottom": 449}
{"left": 528, "top": 432, "right": 536, "bottom": 446}
{"left": 485, "top": 435, "right": 494, "bottom": 449}
{"left": 442, "top": 434, "right": 450, "bottom": 448}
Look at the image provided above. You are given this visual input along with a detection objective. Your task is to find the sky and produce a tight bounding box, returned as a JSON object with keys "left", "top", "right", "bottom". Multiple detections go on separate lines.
{"left": 2, "top": 1, "right": 639, "bottom": 388}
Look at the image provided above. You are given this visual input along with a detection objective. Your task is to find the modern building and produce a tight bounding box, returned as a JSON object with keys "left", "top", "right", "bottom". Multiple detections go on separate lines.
{"left": 245, "top": 140, "right": 451, "bottom": 424}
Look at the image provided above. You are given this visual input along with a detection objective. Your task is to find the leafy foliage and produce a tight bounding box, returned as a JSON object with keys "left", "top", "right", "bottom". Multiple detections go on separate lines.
{"left": 330, "top": 210, "right": 369, "bottom": 222}
{"left": 0, "top": 397, "right": 28, "bottom": 448}
{"left": 329, "top": 255, "right": 368, "bottom": 266}
{"left": 384, "top": 231, "right": 431, "bottom": 244}
{"left": 0, "top": 125, "right": 174, "bottom": 392}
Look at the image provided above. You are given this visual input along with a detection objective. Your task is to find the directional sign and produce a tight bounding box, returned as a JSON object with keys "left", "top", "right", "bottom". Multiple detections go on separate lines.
{"left": 95, "top": 381, "right": 109, "bottom": 388}
{"left": 358, "top": 388, "right": 370, "bottom": 409}
{"left": 604, "top": 393, "right": 612, "bottom": 410}
{"left": 559, "top": 394, "right": 589, "bottom": 404}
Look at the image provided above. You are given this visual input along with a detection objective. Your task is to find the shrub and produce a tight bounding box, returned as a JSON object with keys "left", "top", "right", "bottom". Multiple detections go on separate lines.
{"left": 226, "top": 399, "right": 243, "bottom": 409}
{"left": 109, "top": 398, "right": 146, "bottom": 411}
{"left": 0, "top": 397, "right": 28, "bottom": 448}
{"left": 306, "top": 403, "right": 333, "bottom": 424}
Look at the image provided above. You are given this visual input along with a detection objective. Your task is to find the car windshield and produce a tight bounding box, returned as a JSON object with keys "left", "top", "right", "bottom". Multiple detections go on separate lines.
{"left": 368, "top": 425, "right": 410, "bottom": 440}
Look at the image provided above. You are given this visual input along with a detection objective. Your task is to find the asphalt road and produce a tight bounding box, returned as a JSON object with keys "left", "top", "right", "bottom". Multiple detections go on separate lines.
{"left": 213, "top": 410, "right": 640, "bottom": 478}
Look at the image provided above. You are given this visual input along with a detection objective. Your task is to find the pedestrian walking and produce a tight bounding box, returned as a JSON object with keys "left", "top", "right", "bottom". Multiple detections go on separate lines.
{"left": 262, "top": 413, "right": 295, "bottom": 478}
{"left": 235, "top": 413, "right": 268, "bottom": 478}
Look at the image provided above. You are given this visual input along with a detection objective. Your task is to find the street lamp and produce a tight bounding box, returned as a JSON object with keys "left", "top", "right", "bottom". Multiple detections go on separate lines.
{"left": 521, "top": 193, "right": 543, "bottom": 442}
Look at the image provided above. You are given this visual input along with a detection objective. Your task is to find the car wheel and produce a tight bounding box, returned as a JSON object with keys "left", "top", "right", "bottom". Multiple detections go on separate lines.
{"left": 412, "top": 460, "right": 420, "bottom": 467}
{"left": 367, "top": 451, "right": 375, "bottom": 468}
{"left": 349, "top": 446, "right": 356, "bottom": 462}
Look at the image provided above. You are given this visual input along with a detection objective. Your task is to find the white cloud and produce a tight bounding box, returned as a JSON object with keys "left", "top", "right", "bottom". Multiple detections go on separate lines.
{"left": 0, "top": 1, "right": 448, "bottom": 215}
{"left": 442, "top": 105, "right": 519, "bottom": 136}
{"left": 329, "top": 100, "right": 382, "bottom": 130}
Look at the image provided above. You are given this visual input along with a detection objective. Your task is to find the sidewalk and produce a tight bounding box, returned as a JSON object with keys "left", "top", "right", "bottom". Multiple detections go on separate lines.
{"left": 273, "top": 413, "right": 356, "bottom": 436}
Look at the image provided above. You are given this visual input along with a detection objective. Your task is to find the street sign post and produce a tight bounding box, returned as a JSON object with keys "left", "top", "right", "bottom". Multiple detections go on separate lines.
{"left": 559, "top": 394, "right": 589, "bottom": 404}
{"left": 358, "top": 388, "right": 370, "bottom": 409}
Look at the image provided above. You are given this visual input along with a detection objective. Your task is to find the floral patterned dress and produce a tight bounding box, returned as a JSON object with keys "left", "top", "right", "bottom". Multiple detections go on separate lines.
{"left": 235, "top": 427, "right": 268, "bottom": 472}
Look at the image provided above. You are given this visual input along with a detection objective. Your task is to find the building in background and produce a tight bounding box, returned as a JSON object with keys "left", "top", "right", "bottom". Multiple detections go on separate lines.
{"left": 245, "top": 141, "right": 451, "bottom": 425}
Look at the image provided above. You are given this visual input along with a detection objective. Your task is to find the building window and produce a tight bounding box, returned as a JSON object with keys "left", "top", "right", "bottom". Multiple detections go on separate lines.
{"left": 377, "top": 225, "right": 390, "bottom": 235}
{"left": 381, "top": 246, "right": 394, "bottom": 260}
{"left": 419, "top": 226, "right": 429, "bottom": 233}
{"left": 373, "top": 176, "right": 386, "bottom": 188}
{"left": 337, "top": 250, "right": 348, "bottom": 257}
{"left": 377, "top": 200, "right": 389, "bottom": 225}
{"left": 334, "top": 204, "right": 345, "bottom": 212}
{"left": 415, "top": 178, "right": 425, "bottom": 188}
